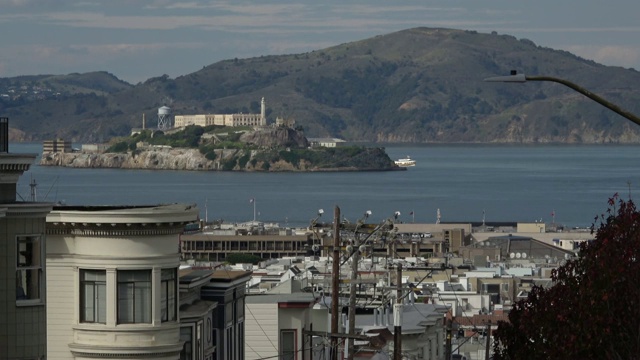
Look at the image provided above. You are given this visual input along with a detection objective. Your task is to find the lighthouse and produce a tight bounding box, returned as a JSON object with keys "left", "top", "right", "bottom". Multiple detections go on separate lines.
{"left": 260, "top": 97, "right": 266, "bottom": 125}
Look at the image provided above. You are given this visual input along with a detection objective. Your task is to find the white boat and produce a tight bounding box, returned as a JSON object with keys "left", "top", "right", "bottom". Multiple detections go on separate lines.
{"left": 395, "top": 156, "right": 416, "bottom": 167}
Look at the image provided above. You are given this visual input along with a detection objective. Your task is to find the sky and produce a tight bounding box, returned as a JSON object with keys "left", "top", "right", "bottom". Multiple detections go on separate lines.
{"left": 0, "top": 0, "right": 639, "bottom": 84}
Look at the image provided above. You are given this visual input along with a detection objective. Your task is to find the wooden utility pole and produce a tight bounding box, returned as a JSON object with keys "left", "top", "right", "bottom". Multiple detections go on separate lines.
{"left": 485, "top": 321, "right": 492, "bottom": 360}
{"left": 445, "top": 318, "right": 453, "bottom": 360}
{"left": 347, "top": 236, "right": 359, "bottom": 360}
{"left": 331, "top": 206, "right": 341, "bottom": 360}
{"left": 394, "top": 264, "right": 402, "bottom": 360}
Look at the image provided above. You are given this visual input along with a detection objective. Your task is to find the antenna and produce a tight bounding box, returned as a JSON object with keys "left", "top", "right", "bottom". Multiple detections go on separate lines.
{"left": 29, "top": 176, "right": 37, "bottom": 202}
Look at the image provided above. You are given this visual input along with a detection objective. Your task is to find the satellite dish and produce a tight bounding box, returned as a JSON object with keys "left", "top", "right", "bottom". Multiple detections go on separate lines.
{"left": 312, "top": 244, "right": 320, "bottom": 252}
{"left": 359, "top": 245, "right": 367, "bottom": 253}
{"left": 510, "top": 253, "right": 515, "bottom": 259}
{"left": 346, "top": 245, "right": 354, "bottom": 253}
{"left": 521, "top": 253, "right": 527, "bottom": 259}
{"left": 516, "top": 253, "right": 521, "bottom": 259}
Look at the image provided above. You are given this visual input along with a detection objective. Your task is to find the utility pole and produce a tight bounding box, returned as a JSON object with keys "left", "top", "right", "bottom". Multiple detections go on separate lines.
{"left": 445, "top": 318, "right": 452, "bottom": 360}
{"left": 394, "top": 263, "right": 402, "bottom": 360}
{"left": 347, "top": 235, "right": 359, "bottom": 360}
{"left": 331, "top": 206, "right": 341, "bottom": 360}
{"left": 485, "top": 321, "right": 492, "bottom": 360}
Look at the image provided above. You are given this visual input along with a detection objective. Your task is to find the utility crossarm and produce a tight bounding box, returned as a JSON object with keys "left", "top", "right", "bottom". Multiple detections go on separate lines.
{"left": 302, "top": 330, "right": 372, "bottom": 341}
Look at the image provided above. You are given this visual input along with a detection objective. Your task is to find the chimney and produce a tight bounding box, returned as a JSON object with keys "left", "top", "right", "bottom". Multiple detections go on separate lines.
{"left": 0, "top": 117, "right": 8, "bottom": 153}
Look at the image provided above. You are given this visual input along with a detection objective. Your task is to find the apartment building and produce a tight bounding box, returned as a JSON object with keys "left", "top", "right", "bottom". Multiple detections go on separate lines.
{"left": 45, "top": 203, "right": 199, "bottom": 359}
{"left": 0, "top": 118, "right": 53, "bottom": 360}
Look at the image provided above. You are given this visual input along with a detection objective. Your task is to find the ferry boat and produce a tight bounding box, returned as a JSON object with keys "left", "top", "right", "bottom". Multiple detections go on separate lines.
{"left": 394, "top": 156, "right": 416, "bottom": 167}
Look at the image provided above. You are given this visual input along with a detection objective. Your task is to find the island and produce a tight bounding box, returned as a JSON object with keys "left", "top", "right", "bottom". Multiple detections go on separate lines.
{"left": 39, "top": 125, "right": 403, "bottom": 172}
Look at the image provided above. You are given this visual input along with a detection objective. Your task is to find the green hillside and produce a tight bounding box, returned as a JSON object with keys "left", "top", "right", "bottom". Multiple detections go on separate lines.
{"left": 3, "top": 27, "right": 640, "bottom": 143}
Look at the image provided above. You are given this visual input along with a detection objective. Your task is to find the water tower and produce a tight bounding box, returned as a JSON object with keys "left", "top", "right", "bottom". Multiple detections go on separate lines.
{"left": 157, "top": 106, "right": 172, "bottom": 130}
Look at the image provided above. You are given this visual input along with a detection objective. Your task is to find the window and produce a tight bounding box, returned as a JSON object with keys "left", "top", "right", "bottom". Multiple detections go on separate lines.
{"left": 236, "top": 298, "right": 244, "bottom": 320}
{"left": 225, "top": 302, "right": 233, "bottom": 326}
{"left": 238, "top": 321, "right": 244, "bottom": 360}
{"left": 80, "top": 270, "right": 106, "bottom": 323}
{"left": 280, "top": 329, "right": 296, "bottom": 360}
{"left": 117, "top": 270, "right": 152, "bottom": 324}
{"left": 225, "top": 327, "right": 233, "bottom": 360}
{"left": 180, "top": 325, "right": 193, "bottom": 360}
{"left": 161, "top": 268, "right": 177, "bottom": 322}
{"left": 16, "top": 236, "right": 42, "bottom": 302}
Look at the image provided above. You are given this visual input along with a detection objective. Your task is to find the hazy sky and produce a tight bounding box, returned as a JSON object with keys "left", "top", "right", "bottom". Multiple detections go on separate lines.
{"left": 1, "top": 0, "right": 639, "bottom": 84}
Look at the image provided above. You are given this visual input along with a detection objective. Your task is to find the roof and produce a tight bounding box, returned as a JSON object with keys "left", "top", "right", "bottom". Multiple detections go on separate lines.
{"left": 180, "top": 269, "right": 215, "bottom": 285}
{"left": 356, "top": 303, "right": 448, "bottom": 334}
{"left": 180, "top": 299, "right": 217, "bottom": 319}
{"left": 245, "top": 293, "right": 318, "bottom": 305}
{"left": 210, "top": 270, "right": 253, "bottom": 281}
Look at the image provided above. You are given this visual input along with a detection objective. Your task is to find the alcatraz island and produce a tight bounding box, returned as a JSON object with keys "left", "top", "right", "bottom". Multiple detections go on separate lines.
{"left": 39, "top": 99, "right": 403, "bottom": 172}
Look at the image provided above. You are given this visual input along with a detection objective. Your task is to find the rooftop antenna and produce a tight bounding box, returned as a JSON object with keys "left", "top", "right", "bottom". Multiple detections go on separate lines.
{"left": 29, "top": 176, "right": 37, "bottom": 202}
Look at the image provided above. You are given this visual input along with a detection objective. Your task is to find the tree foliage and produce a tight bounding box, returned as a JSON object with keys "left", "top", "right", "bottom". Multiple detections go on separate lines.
{"left": 493, "top": 196, "right": 640, "bottom": 360}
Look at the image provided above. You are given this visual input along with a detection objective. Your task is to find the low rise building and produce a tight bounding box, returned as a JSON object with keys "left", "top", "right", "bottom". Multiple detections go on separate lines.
{"left": 181, "top": 230, "right": 312, "bottom": 262}
{"left": 43, "top": 138, "right": 72, "bottom": 153}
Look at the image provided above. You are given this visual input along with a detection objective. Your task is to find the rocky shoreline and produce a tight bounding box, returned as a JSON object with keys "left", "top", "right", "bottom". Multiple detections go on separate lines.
{"left": 39, "top": 147, "right": 403, "bottom": 172}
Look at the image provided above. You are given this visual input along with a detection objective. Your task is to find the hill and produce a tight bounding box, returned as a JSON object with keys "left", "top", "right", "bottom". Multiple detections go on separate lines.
{"left": 3, "top": 27, "right": 640, "bottom": 143}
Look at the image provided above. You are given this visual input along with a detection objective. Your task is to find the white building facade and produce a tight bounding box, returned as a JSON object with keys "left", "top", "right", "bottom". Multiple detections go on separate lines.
{"left": 46, "top": 204, "right": 199, "bottom": 360}
{"left": 174, "top": 98, "right": 267, "bottom": 129}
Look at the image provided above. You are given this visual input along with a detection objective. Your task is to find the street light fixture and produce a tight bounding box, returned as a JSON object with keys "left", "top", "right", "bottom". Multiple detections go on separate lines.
{"left": 484, "top": 70, "right": 640, "bottom": 127}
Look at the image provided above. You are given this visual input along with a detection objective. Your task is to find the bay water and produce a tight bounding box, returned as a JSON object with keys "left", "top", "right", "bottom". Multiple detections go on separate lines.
{"left": 12, "top": 143, "right": 640, "bottom": 228}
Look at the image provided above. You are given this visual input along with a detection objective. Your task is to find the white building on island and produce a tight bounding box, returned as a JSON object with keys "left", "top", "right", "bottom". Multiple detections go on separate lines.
{"left": 174, "top": 98, "right": 267, "bottom": 128}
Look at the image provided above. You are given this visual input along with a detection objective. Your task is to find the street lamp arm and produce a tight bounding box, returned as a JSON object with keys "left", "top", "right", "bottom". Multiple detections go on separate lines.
{"left": 525, "top": 75, "right": 640, "bottom": 127}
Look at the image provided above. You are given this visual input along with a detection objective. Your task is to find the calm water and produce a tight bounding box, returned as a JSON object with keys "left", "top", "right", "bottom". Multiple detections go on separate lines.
{"left": 11, "top": 143, "right": 640, "bottom": 228}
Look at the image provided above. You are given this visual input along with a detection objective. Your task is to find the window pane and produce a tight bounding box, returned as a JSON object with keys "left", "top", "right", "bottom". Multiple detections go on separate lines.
{"left": 80, "top": 270, "right": 106, "bottom": 323}
{"left": 134, "top": 281, "right": 151, "bottom": 323}
{"left": 16, "top": 236, "right": 42, "bottom": 303}
{"left": 16, "top": 269, "right": 40, "bottom": 300}
{"left": 17, "top": 236, "right": 41, "bottom": 267}
{"left": 118, "top": 283, "right": 134, "bottom": 323}
{"left": 82, "top": 283, "right": 95, "bottom": 322}
{"left": 97, "top": 282, "right": 107, "bottom": 323}
{"left": 162, "top": 268, "right": 177, "bottom": 322}
{"left": 117, "top": 270, "right": 151, "bottom": 324}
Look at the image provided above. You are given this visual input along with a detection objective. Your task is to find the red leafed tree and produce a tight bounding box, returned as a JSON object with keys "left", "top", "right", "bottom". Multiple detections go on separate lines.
{"left": 493, "top": 196, "right": 640, "bottom": 359}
